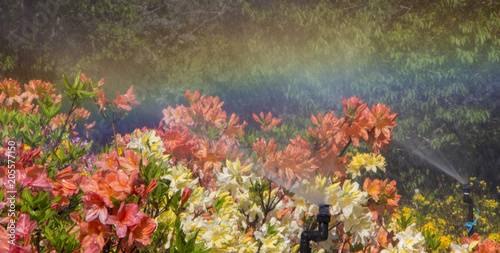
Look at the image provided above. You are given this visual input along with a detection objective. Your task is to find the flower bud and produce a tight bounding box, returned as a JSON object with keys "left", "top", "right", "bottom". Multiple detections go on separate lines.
{"left": 180, "top": 188, "right": 192, "bottom": 207}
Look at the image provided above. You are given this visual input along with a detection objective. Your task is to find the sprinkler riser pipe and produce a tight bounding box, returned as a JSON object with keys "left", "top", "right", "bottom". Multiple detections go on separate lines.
{"left": 463, "top": 184, "right": 474, "bottom": 236}
{"left": 300, "top": 205, "right": 331, "bottom": 253}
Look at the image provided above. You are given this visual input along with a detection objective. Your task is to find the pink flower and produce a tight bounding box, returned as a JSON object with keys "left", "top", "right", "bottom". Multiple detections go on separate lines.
{"left": 16, "top": 214, "right": 37, "bottom": 245}
{"left": 82, "top": 192, "right": 109, "bottom": 224}
{"left": 106, "top": 202, "right": 143, "bottom": 238}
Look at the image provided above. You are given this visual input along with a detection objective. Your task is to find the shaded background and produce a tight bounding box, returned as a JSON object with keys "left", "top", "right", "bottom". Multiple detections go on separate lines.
{"left": 1, "top": 0, "right": 500, "bottom": 198}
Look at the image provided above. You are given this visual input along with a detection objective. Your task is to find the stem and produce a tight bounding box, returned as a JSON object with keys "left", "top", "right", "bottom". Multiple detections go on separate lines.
{"left": 50, "top": 98, "right": 76, "bottom": 155}
{"left": 112, "top": 120, "right": 118, "bottom": 154}
{"left": 116, "top": 238, "right": 122, "bottom": 253}
{"left": 312, "top": 117, "right": 348, "bottom": 154}
{"left": 337, "top": 138, "right": 352, "bottom": 158}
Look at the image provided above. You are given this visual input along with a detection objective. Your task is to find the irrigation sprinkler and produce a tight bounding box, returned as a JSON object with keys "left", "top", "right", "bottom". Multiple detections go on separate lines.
{"left": 300, "top": 204, "right": 331, "bottom": 253}
{"left": 463, "top": 184, "right": 475, "bottom": 236}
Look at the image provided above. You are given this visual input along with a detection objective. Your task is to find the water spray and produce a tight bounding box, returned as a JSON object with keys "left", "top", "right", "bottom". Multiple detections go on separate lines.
{"left": 300, "top": 204, "right": 331, "bottom": 253}
{"left": 462, "top": 184, "right": 476, "bottom": 236}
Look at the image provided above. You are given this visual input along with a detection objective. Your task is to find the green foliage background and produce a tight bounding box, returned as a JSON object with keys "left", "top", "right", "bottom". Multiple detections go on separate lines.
{"left": 1, "top": 0, "right": 500, "bottom": 197}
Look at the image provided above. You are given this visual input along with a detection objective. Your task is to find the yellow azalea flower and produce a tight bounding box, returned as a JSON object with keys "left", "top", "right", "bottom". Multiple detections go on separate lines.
{"left": 401, "top": 206, "right": 413, "bottom": 215}
{"left": 489, "top": 233, "right": 500, "bottom": 243}
{"left": 347, "top": 153, "right": 386, "bottom": 177}
{"left": 365, "top": 154, "right": 378, "bottom": 172}
{"left": 439, "top": 235, "right": 452, "bottom": 250}
{"left": 480, "top": 180, "right": 487, "bottom": 190}
{"left": 437, "top": 218, "right": 446, "bottom": 226}
{"left": 445, "top": 196, "right": 454, "bottom": 204}
{"left": 346, "top": 154, "right": 364, "bottom": 178}
{"left": 413, "top": 193, "right": 425, "bottom": 202}
{"left": 375, "top": 154, "right": 386, "bottom": 171}
{"left": 486, "top": 199, "right": 499, "bottom": 209}
{"left": 423, "top": 222, "right": 439, "bottom": 234}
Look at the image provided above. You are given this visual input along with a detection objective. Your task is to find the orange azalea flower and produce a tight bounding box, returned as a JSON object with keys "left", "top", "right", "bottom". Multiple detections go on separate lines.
{"left": 0, "top": 91, "right": 5, "bottom": 106}
{"left": 49, "top": 113, "right": 73, "bottom": 131}
{"left": 244, "top": 227, "right": 254, "bottom": 240}
{"left": 343, "top": 107, "right": 375, "bottom": 147}
{"left": 460, "top": 233, "right": 481, "bottom": 246}
{"left": 0, "top": 78, "right": 23, "bottom": 108}
{"left": 17, "top": 145, "right": 41, "bottom": 165}
{"left": 189, "top": 96, "right": 226, "bottom": 129}
{"left": 82, "top": 192, "right": 110, "bottom": 224}
{"left": 342, "top": 96, "right": 366, "bottom": 119}
{"left": 371, "top": 104, "right": 397, "bottom": 139}
{"left": 24, "top": 79, "right": 59, "bottom": 103}
{"left": 80, "top": 73, "right": 104, "bottom": 87}
{"left": 160, "top": 126, "right": 198, "bottom": 163}
{"left": 27, "top": 170, "right": 54, "bottom": 191}
{"left": 363, "top": 178, "right": 382, "bottom": 202}
{"left": 106, "top": 202, "right": 143, "bottom": 238}
{"left": 105, "top": 169, "right": 136, "bottom": 200}
{"left": 195, "top": 139, "right": 227, "bottom": 171}
{"left": 277, "top": 207, "right": 294, "bottom": 219}
{"left": 94, "top": 89, "right": 109, "bottom": 114}
{"left": 185, "top": 90, "right": 204, "bottom": 105}
{"left": 80, "top": 170, "right": 115, "bottom": 207}
{"left": 82, "top": 237, "right": 101, "bottom": 253}
{"left": 309, "top": 111, "right": 347, "bottom": 149}
{"left": 252, "top": 111, "right": 282, "bottom": 131}
{"left": 113, "top": 85, "right": 140, "bottom": 111}
{"left": 252, "top": 138, "right": 277, "bottom": 159}
{"left": 374, "top": 229, "right": 395, "bottom": 252}
{"left": 477, "top": 238, "right": 500, "bottom": 252}
{"left": 118, "top": 149, "right": 142, "bottom": 174}
{"left": 84, "top": 121, "right": 96, "bottom": 138}
{"left": 363, "top": 178, "right": 401, "bottom": 225}
{"left": 461, "top": 234, "right": 500, "bottom": 252}
{"left": 162, "top": 105, "right": 192, "bottom": 127}
{"left": 94, "top": 150, "right": 120, "bottom": 171}
{"left": 0, "top": 226, "right": 10, "bottom": 252}
{"left": 223, "top": 113, "right": 247, "bottom": 144}
{"left": 15, "top": 164, "right": 49, "bottom": 190}
{"left": 52, "top": 167, "right": 80, "bottom": 208}
{"left": 79, "top": 219, "right": 112, "bottom": 250}
{"left": 369, "top": 103, "right": 398, "bottom": 153}
{"left": 128, "top": 215, "right": 156, "bottom": 247}
{"left": 73, "top": 107, "right": 91, "bottom": 121}
{"left": 269, "top": 141, "right": 316, "bottom": 184}
{"left": 314, "top": 144, "right": 349, "bottom": 177}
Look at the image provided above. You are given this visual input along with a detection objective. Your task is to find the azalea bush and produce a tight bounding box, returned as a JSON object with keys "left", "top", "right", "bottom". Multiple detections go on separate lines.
{"left": 0, "top": 74, "right": 499, "bottom": 253}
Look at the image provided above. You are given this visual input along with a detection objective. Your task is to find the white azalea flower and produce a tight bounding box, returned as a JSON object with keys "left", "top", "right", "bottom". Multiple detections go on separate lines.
{"left": 450, "top": 243, "right": 470, "bottom": 253}
{"left": 161, "top": 164, "right": 198, "bottom": 191}
{"left": 340, "top": 205, "right": 375, "bottom": 245}
{"left": 394, "top": 223, "right": 426, "bottom": 252}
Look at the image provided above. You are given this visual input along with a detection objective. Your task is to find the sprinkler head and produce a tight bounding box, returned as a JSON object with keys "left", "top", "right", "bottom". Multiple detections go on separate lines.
{"left": 316, "top": 204, "right": 331, "bottom": 224}
{"left": 463, "top": 183, "right": 472, "bottom": 204}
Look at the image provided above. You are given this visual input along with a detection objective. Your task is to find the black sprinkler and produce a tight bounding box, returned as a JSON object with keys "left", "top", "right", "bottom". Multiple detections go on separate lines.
{"left": 300, "top": 204, "right": 331, "bottom": 253}
{"left": 463, "top": 184, "right": 475, "bottom": 236}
